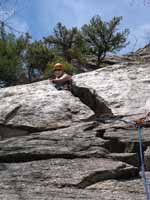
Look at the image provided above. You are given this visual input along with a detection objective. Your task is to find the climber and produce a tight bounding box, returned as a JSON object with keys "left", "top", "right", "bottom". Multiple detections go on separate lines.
{"left": 49, "top": 63, "right": 72, "bottom": 90}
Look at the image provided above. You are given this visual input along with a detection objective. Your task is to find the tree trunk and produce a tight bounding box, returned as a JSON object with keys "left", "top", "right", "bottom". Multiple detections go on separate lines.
{"left": 97, "top": 52, "right": 102, "bottom": 67}
{"left": 28, "top": 66, "right": 32, "bottom": 83}
{"left": 97, "top": 51, "right": 106, "bottom": 67}
{"left": 64, "top": 50, "right": 71, "bottom": 63}
{"left": 97, "top": 56, "right": 100, "bottom": 67}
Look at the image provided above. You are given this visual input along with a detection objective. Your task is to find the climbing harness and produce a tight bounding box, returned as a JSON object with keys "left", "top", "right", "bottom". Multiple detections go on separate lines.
{"left": 96, "top": 113, "right": 150, "bottom": 200}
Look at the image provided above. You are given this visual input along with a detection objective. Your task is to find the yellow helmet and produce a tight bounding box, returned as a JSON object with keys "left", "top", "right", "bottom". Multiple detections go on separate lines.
{"left": 53, "top": 63, "right": 64, "bottom": 71}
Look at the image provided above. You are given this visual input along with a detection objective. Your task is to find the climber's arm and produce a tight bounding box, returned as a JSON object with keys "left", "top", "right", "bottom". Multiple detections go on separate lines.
{"left": 52, "top": 74, "right": 71, "bottom": 84}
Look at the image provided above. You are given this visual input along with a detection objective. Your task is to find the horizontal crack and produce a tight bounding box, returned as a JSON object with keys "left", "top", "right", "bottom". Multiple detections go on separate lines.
{"left": 0, "top": 153, "right": 80, "bottom": 163}
{"left": 76, "top": 167, "right": 139, "bottom": 189}
{"left": 0, "top": 124, "right": 70, "bottom": 140}
{"left": 0, "top": 152, "right": 105, "bottom": 163}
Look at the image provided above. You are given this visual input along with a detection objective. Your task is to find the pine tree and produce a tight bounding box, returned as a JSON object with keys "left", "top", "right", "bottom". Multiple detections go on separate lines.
{"left": 82, "top": 15, "right": 129, "bottom": 66}
{"left": 0, "top": 24, "right": 29, "bottom": 86}
{"left": 44, "top": 22, "right": 85, "bottom": 62}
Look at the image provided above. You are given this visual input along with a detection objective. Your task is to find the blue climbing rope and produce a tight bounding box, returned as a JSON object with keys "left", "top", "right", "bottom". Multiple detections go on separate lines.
{"left": 137, "top": 126, "right": 149, "bottom": 200}
{"left": 96, "top": 115, "right": 150, "bottom": 199}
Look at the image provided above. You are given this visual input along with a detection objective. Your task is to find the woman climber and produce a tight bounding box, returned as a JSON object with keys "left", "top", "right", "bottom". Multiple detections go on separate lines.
{"left": 49, "top": 63, "right": 72, "bottom": 90}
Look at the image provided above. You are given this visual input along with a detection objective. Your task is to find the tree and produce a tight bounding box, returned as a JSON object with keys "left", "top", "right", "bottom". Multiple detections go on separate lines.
{"left": 26, "top": 40, "right": 54, "bottom": 82}
{"left": 44, "top": 22, "right": 85, "bottom": 62}
{"left": 82, "top": 15, "right": 129, "bottom": 66}
{"left": 0, "top": 23, "right": 29, "bottom": 86}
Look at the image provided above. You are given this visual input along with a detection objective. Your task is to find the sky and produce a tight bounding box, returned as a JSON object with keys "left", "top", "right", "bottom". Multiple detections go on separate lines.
{"left": 1, "top": 0, "right": 150, "bottom": 54}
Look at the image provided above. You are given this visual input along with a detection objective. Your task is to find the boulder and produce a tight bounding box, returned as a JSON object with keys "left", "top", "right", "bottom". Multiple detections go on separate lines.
{"left": 0, "top": 80, "right": 93, "bottom": 139}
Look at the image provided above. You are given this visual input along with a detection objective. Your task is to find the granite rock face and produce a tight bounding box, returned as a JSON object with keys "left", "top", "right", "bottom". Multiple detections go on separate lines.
{"left": 72, "top": 63, "right": 150, "bottom": 116}
{"left": 0, "top": 80, "right": 93, "bottom": 139}
{"left": 134, "top": 44, "right": 150, "bottom": 63}
{"left": 1, "top": 62, "right": 150, "bottom": 199}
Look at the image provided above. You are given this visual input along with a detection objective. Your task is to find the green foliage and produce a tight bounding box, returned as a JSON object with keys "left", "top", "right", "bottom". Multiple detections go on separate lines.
{"left": 26, "top": 40, "right": 54, "bottom": 81}
{"left": 44, "top": 56, "right": 77, "bottom": 78}
{"left": 0, "top": 15, "right": 130, "bottom": 86}
{"left": 0, "top": 23, "right": 29, "bottom": 85}
{"left": 82, "top": 15, "right": 129, "bottom": 66}
{"left": 44, "top": 23, "right": 85, "bottom": 62}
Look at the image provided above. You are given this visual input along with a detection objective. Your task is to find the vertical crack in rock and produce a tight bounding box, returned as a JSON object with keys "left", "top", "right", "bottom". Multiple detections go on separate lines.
{"left": 95, "top": 128, "right": 150, "bottom": 168}
{"left": 96, "top": 129, "right": 106, "bottom": 138}
{"left": 72, "top": 85, "right": 113, "bottom": 117}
